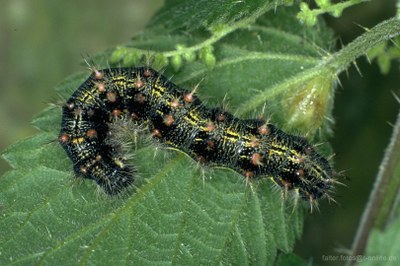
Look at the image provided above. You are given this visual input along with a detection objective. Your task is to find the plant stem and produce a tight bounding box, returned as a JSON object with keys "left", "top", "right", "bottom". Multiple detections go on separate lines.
{"left": 310, "top": 0, "right": 369, "bottom": 17}
{"left": 398, "top": 0, "right": 400, "bottom": 19}
{"left": 237, "top": 18, "right": 400, "bottom": 115}
{"left": 326, "top": 17, "right": 400, "bottom": 74}
{"left": 350, "top": 107, "right": 400, "bottom": 260}
{"left": 121, "top": 0, "right": 286, "bottom": 59}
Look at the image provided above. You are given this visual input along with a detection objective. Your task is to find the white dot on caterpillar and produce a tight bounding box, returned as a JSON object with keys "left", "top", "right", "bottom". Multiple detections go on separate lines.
{"left": 80, "top": 166, "right": 88, "bottom": 174}
{"left": 134, "top": 78, "right": 144, "bottom": 89}
{"left": 217, "top": 112, "right": 226, "bottom": 122}
{"left": 184, "top": 84, "right": 199, "bottom": 103}
{"left": 66, "top": 102, "right": 75, "bottom": 110}
{"left": 184, "top": 92, "right": 195, "bottom": 103}
{"left": 152, "top": 129, "right": 162, "bottom": 138}
{"left": 244, "top": 170, "right": 254, "bottom": 178}
{"left": 296, "top": 168, "right": 305, "bottom": 178}
{"left": 143, "top": 69, "right": 152, "bottom": 77}
{"left": 196, "top": 155, "right": 206, "bottom": 164}
{"left": 107, "top": 92, "right": 117, "bottom": 102}
{"left": 304, "top": 146, "right": 313, "bottom": 155}
{"left": 251, "top": 153, "right": 263, "bottom": 166}
{"left": 204, "top": 122, "right": 215, "bottom": 132}
{"left": 96, "top": 82, "right": 106, "bottom": 92}
{"left": 59, "top": 133, "right": 69, "bottom": 143}
{"left": 86, "top": 129, "right": 97, "bottom": 138}
{"left": 131, "top": 113, "right": 139, "bottom": 121}
{"left": 250, "top": 136, "right": 260, "bottom": 148}
{"left": 112, "top": 109, "right": 122, "bottom": 117}
{"left": 258, "top": 124, "right": 270, "bottom": 135}
{"left": 94, "top": 69, "right": 104, "bottom": 80}
{"left": 134, "top": 93, "right": 146, "bottom": 104}
{"left": 295, "top": 154, "right": 306, "bottom": 164}
{"left": 206, "top": 140, "right": 215, "bottom": 151}
{"left": 163, "top": 114, "right": 174, "bottom": 126}
{"left": 131, "top": 112, "right": 139, "bottom": 121}
{"left": 170, "top": 98, "right": 181, "bottom": 108}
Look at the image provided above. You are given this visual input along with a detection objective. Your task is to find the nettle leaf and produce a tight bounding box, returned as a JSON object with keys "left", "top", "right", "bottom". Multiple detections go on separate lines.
{"left": 362, "top": 212, "right": 400, "bottom": 265}
{"left": 0, "top": 4, "right": 334, "bottom": 266}
{"left": 148, "top": 0, "right": 291, "bottom": 32}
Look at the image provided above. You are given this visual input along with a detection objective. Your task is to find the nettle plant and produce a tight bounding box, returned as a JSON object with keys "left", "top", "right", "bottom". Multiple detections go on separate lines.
{"left": 1, "top": 1, "right": 399, "bottom": 265}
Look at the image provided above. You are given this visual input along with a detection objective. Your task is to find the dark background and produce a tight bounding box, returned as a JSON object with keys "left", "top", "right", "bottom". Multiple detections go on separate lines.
{"left": 0, "top": 1, "right": 398, "bottom": 265}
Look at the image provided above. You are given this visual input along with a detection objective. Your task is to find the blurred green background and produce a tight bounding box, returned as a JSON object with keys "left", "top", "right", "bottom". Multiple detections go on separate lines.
{"left": 0, "top": 0, "right": 398, "bottom": 265}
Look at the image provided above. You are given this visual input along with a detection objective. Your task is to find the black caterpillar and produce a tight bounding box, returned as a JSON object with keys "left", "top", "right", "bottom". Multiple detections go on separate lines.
{"left": 59, "top": 67, "right": 334, "bottom": 201}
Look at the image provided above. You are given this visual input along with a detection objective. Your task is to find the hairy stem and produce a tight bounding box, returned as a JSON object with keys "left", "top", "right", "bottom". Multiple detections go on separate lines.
{"left": 350, "top": 107, "right": 400, "bottom": 259}
{"left": 398, "top": 0, "right": 400, "bottom": 19}
{"left": 326, "top": 17, "right": 400, "bottom": 74}
{"left": 313, "top": 0, "right": 369, "bottom": 17}
{"left": 120, "top": 0, "right": 286, "bottom": 59}
{"left": 238, "top": 18, "right": 400, "bottom": 115}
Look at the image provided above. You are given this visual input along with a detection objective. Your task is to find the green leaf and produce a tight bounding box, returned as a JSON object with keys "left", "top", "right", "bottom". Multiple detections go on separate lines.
{"left": 297, "top": 0, "right": 370, "bottom": 26}
{"left": 275, "top": 253, "right": 309, "bottom": 266}
{"left": 361, "top": 212, "right": 400, "bottom": 265}
{"left": 0, "top": 4, "right": 340, "bottom": 265}
{"left": 148, "top": 0, "right": 290, "bottom": 32}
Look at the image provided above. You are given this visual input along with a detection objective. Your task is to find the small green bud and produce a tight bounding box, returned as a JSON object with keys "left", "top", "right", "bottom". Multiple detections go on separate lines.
{"left": 315, "top": 0, "right": 331, "bottom": 8}
{"left": 331, "top": 8, "right": 342, "bottom": 18}
{"left": 171, "top": 54, "right": 183, "bottom": 71}
{"left": 377, "top": 54, "right": 391, "bottom": 75}
{"left": 122, "top": 50, "right": 143, "bottom": 66}
{"left": 283, "top": 73, "right": 335, "bottom": 135}
{"left": 199, "top": 46, "right": 216, "bottom": 68}
{"left": 297, "top": 3, "right": 317, "bottom": 26}
{"left": 110, "top": 46, "right": 127, "bottom": 64}
{"left": 153, "top": 53, "right": 168, "bottom": 69}
{"left": 183, "top": 51, "right": 196, "bottom": 62}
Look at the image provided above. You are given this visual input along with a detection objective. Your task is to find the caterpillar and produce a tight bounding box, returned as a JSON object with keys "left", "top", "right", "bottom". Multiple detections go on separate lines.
{"left": 58, "top": 67, "right": 334, "bottom": 202}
